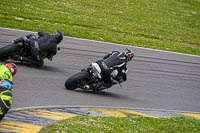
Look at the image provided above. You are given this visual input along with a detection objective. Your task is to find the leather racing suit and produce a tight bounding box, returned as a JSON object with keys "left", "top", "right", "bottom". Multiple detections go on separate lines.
{"left": 0, "top": 85, "right": 12, "bottom": 121}
{"left": 96, "top": 51, "right": 128, "bottom": 87}
{"left": 14, "top": 31, "right": 61, "bottom": 67}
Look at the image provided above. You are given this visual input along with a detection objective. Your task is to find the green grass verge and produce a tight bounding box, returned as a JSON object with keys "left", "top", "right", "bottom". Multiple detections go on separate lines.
{"left": 39, "top": 114, "right": 200, "bottom": 133}
{"left": 0, "top": 0, "right": 200, "bottom": 55}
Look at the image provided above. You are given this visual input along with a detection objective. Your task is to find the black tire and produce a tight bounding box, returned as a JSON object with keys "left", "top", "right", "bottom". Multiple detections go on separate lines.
{"left": 0, "top": 44, "right": 19, "bottom": 61}
{"left": 65, "top": 71, "right": 90, "bottom": 90}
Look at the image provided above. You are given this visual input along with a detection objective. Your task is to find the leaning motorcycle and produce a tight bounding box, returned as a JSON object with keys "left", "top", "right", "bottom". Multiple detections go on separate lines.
{"left": 0, "top": 41, "right": 59, "bottom": 63}
{"left": 0, "top": 40, "right": 32, "bottom": 62}
{"left": 65, "top": 63, "right": 125, "bottom": 92}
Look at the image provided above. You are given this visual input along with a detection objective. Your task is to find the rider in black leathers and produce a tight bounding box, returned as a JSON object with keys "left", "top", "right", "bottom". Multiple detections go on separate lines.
{"left": 96, "top": 48, "right": 134, "bottom": 87}
{"left": 14, "top": 30, "right": 63, "bottom": 67}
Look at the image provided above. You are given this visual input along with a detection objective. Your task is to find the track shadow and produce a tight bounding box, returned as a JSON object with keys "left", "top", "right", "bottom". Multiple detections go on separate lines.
{"left": 0, "top": 60, "right": 65, "bottom": 73}
{"left": 36, "top": 65, "right": 65, "bottom": 73}
{"left": 65, "top": 88, "right": 135, "bottom": 101}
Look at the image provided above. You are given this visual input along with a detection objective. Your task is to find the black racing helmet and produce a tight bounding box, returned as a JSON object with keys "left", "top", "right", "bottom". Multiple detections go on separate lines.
{"left": 53, "top": 30, "right": 63, "bottom": 44}
{"left": 123, "top": 48, "right": 134, "bottom": 62}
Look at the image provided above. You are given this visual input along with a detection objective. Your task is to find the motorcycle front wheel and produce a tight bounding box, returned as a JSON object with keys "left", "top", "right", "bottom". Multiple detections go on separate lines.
{"left": 65, "top": 71, "right": 90, "bottom": 90}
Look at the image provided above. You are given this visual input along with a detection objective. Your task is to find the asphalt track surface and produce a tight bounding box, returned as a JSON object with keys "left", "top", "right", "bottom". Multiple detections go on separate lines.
{"left": 0, "top": 28, "right": 200, "bottom": 113}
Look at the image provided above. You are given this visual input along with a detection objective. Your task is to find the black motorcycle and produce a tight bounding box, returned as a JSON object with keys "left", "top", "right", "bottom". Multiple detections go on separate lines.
{"left": 0, "top": 40, "right": 31, "bottom": 62}
{"left": 0, "top": 41, "right": 59, "bottom": 63}
{"left": 65, "top": 63, "right": 125, "bottom": 92}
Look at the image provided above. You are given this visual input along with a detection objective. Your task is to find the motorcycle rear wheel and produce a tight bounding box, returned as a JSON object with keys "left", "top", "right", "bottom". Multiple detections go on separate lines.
{"left": 0, "top": 44, "right": 19, "bottom": 61}
{"left": 65, "top": 71, "right": 90, "bottom": 90}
